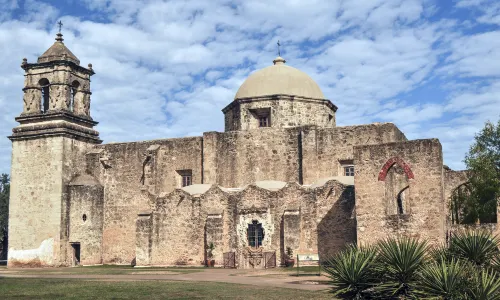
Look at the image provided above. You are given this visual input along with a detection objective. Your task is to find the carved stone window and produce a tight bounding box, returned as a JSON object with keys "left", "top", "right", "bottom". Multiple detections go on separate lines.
{"left": 247, "top": 220, "right": 264, "bottom": 249}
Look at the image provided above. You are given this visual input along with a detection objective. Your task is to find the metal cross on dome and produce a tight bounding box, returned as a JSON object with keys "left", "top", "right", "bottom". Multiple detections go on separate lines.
{"left": 58, "top": 20, "right": 63, "bottom": 33}
{"left": 277, "top": 40, "right": 281, "bottom": 56}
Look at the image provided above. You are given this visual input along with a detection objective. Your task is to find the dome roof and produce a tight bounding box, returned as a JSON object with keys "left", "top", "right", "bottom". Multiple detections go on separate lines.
{"left": 37, "top": 33, "right": 80, "bottom": 65}
{"left": 234, "top": 57, "right": 325, "bottom": 100}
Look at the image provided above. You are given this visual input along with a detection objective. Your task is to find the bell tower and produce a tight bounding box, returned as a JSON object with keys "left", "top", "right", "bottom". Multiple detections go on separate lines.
{"left": 7, "top": 31, "right": 101, "bottom": 267}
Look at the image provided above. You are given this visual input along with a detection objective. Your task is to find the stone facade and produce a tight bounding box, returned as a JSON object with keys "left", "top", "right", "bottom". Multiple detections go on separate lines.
{"left": 7, "top": 35, "right": 498, "bottom": 268}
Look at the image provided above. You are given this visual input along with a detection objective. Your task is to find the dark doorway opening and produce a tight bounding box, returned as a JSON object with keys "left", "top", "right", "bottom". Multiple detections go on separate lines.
{"left": 71, "top": 243, "right": 81, "bottom": 266}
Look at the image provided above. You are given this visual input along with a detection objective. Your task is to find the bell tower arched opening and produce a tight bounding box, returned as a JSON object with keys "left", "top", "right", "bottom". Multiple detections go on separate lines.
{"left": 38, "top": 78, "right": 50, "bottom": 113}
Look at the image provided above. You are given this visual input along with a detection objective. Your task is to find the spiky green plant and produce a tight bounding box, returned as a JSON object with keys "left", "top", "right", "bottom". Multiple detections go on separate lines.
{"left": 374, "top": 237, "right": 428, "bottom": 298}
{"left": 449, "top": 229, "right": 500, "bottom": 267}
{"left": 323, "top": 244, "right": 378, "bottom": 299}
{"left": 428, "top": 245, "right": 454, "bottom": 264}
{"left": 417, "top": 258, "right": 470, "bottom": 299}
{"left": 468, "top": 268, "right": 500, "bottom": 300}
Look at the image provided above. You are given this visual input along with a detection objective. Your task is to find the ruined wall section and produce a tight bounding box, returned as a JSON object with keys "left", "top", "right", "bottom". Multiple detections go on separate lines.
{"left": 314, "top": 181, "right": 356, "bottom": 258}
{"left": 210, "top": 128, "right": 301, "bottom": 188}
{"left": 88, "top": 137, "right": 203, "bottom": 264}
{"left": 354, "top": 139, "right": 445, "bottom": 246}
{"left": 301, "top": 123, "right": 407, "bottom": 185}
{"left": 443, "top": 168, "right": 469, "bottom": 227}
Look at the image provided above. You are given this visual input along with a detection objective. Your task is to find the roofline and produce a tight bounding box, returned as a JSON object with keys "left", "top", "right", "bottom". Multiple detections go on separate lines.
{"left": 221, "top": 94, "right": 338, "bottom": 113}
{"left": 21, "top": 60, "right": 95, "bottom": 76}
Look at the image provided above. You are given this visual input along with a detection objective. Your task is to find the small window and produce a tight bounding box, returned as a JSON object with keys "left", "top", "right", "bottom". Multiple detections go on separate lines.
{"left": 182, "top": 174, "right": 192, "bottom": 187}
{"left": 82, "top": 214, "right": 87, "bottom": 222}
{"left": 176, "top": 169, "right": 193, "bottom": 187}
{"left": 259, "top": 116, "right": 269, "bottom": 127}
{"left": 344, "top": 166, "right": 354, "bottom": 176}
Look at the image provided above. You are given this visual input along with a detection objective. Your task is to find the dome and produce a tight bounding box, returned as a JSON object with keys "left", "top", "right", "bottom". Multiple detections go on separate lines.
{"left": 234, "top": 57, "right": 325, "bottom": 100}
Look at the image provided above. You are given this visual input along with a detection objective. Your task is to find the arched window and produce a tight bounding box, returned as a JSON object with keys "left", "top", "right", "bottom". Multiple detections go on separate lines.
{"left": 70, "top": 80, "right": 80, "bottom": 112}
{"left": 38, "top": 78, "right": 50, "bottom": 113}
{"left": 384, "top": 163, "right": 410, "bottom": 215}
{"left": 397, "top": 186, "right": 409, "bottom": 214}
{"left": 247, "top": 220, "right": 264, "bottom": 248}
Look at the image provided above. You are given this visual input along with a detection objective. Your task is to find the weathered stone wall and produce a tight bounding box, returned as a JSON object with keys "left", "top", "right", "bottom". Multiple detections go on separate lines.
{"left": 207, "top": 128, "right": 301, "bottom": 188}
{"left": 8, "top": 137, "right": 91, "bottom": 267}
{"left": 68, "top": 175, "right": 104, "bottom": 265}
{"left": 223, "top": 96, "right": 336, "bottom": 131}
{"left": 354, "top": 139, "right": 445, "bottom": 246}
{"left": 137, "top": 179, "right": 355, "bottom": 268}
{"left": 301, "top": 123, "right": 407, "bottom": 184}
{"left": 86, "top": 137, "right": 203, "bottom": 265}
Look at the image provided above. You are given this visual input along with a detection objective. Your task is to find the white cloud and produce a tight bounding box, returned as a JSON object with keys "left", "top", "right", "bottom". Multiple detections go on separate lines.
{"left": 0, "top": 0, "right": 499, "bottom": 174}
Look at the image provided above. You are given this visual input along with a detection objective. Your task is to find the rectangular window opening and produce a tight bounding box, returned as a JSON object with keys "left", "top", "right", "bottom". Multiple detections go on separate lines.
{"left": 344, "top": 166, "right": 354, "bottom": 176}
{"left": 176, "top": 170, "right": 193, "bottom": 187}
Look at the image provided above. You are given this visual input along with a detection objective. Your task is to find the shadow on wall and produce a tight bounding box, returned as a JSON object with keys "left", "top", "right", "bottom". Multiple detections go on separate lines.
{"left": 317, "top": 187, "right": 356, "bottom": 260}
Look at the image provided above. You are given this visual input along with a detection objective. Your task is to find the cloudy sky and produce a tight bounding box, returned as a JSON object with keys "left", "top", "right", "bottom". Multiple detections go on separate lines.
{"left": 0, "top": 0, "right": 499, "bottom": 175}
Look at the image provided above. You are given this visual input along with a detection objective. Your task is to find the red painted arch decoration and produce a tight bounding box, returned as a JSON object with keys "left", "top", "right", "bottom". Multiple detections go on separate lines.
{"left": 378, "top": 157, "right": 415, "bottom": 181}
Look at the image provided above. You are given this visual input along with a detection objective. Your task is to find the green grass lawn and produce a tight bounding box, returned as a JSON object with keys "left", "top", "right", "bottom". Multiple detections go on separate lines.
{"left": 0, "top": 278, "right": 333, "bottom": 299}
{"left": 2, "top": 265, "right": 205, "bottom": 275}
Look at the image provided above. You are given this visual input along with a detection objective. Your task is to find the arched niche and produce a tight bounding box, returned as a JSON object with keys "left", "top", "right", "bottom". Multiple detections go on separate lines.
{"left": 379, "top": 157, "right": 414, "bottom": 215}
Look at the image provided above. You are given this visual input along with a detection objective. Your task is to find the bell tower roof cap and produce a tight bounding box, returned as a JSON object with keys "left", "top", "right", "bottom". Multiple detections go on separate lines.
{"left": 37, "top": 32, "right": 80, "bottom": 65}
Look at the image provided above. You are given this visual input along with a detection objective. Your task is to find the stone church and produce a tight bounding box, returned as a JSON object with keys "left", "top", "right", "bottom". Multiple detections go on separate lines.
{"left": 6, "top": 33, "right": 482, "bottom": 268}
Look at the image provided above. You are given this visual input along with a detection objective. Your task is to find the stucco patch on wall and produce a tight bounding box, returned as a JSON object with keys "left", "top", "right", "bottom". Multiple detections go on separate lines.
{"left": 8, "top": 238, "right": 54, "bottom": 267}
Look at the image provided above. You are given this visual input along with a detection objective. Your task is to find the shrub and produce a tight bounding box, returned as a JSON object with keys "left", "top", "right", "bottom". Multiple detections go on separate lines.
{"left": 449, "top": 229, "right": 500, "bottom": 267}
{"left": 374, "top": 237, "right": 428, "bottom": 298}
{"left": 323, "top": 244, "right": 378, "bottom": 299}
{"left": 468, "top": 268, "right": 500, "bottom": 300}
{"left": 417, "top": 258, "right": 470, "bottom": 299}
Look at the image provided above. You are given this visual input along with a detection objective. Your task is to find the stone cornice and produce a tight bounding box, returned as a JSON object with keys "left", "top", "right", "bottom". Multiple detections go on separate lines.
{"left": 222, "top": 94, "right": 338, "bottom": 113}
{"left": 8, "top": 127, "right": 102, "bottom": 144}
{"left": 16, "top": 111, "right": 98, "bottom": 127}
{"left": 22, "top": 60, "right": 94, "bottom": 76}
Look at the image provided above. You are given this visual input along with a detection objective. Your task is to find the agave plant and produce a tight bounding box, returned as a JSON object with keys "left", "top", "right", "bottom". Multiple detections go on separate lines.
{"left": 323, "top": 244, "right": 378, "bottom": 299}
{"left": 448, "top": 229, "right": 500, "bottom": 267}
{"left": 417, "top": 258, "right": 470, "bottom": 299}
{"left": 468, "top": 268, "right": 500, "bottom": 300}
{"left": 428, "top": 245, "right": 454, "bottom": 264}
{"left": 374, "top": 237, "right": 428, "bottom": 298}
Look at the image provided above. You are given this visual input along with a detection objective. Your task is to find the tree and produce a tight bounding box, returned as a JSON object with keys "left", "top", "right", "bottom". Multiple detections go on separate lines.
{"left": 0, "top": 173, "right": 9, "bottom": 259}
{"left": 454, "top": 119, "right": 500, "bottom": 224}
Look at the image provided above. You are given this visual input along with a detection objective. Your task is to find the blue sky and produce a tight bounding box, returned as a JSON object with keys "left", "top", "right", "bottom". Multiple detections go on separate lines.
{"left": 0, "top": 0, "right": 499, "bottom": 175}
